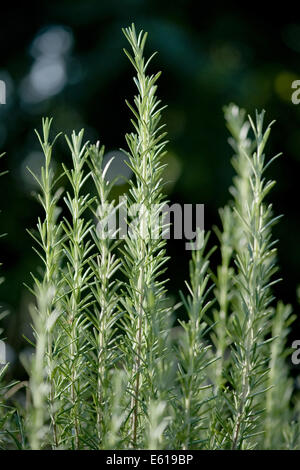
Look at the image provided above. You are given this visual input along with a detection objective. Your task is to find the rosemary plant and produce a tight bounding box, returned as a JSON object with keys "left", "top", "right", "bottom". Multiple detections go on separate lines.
{"left": 264, "top": 301, "right": 295, "bottom": 449}
{"left": 173, "top": 233, "right": 216, "bottom": 449}
{"left": 59, "top": 130, "right": 95, "bottom": 449}
{"left": 120, "top": 24, "right": 170, "bottom": 447}
{"left": 27, "top": 118, "right": 63, "bottom": 449}
{"left": 87, "top": 142, "right": 121, "bottom": 447}
{"left": 225, "top": 109, "right": 282, "bottom": 449}
{"left": 0, "top": 25, "right": 299, "bottom": 451}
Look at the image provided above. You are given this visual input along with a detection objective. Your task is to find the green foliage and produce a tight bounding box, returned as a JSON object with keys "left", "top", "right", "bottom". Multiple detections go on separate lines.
{"left": 264, "top": 302, "right": 295, "bottom": 449}
{"left": 221, "top": 109, "right": 282, "bottom": 448}
{"left": 0, "top": 25, "right": 299, "bottom": 450}
{"left": 120, "top": 24, "right": 171, "bottom": 448}
{"left": 172, "top": 233, "right": 216, "bottom": 449}
{"left": 26, "top": 118, "right": 63, "bottom": 449}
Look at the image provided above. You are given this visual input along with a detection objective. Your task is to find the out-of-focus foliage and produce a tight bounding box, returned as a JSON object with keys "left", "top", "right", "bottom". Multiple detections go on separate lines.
{"left": 0, "top": 1, "right": 300, "bottom": 385}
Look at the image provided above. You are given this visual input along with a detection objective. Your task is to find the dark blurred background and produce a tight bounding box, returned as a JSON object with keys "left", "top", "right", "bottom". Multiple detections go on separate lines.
{"left": 1, "top": 0, "right": 300, "bottom": 379}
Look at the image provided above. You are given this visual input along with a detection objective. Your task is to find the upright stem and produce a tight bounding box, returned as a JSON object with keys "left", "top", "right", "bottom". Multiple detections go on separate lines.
{"left": 62, "top": 130, "right": 91, "bottom": 449}
{"left": 122, "top": 24, "right": 169, "bottom": 447}
{"left": 228, "top": 110, "right": 279, "bottom": 449}
{"left": 30, "top": 118, "right": 62, "bottom": 449}
{"left": 88, "top": 143, "right": 121, "bottom": 447}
